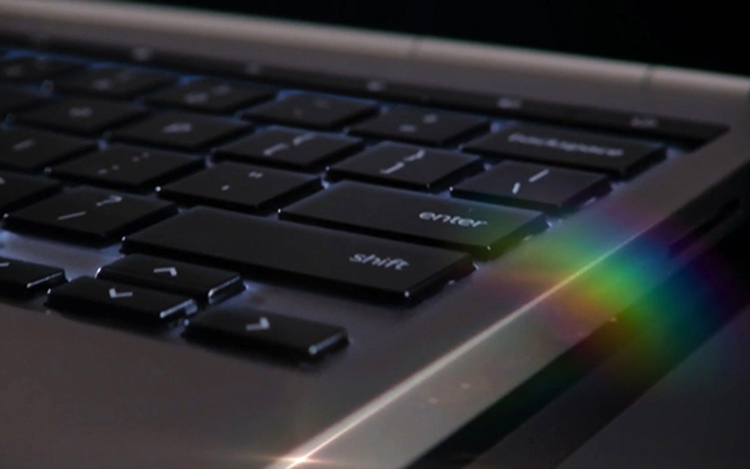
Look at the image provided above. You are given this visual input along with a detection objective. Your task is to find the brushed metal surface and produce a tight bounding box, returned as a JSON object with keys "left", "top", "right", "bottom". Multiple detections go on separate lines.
{"left": 0, "top": 1, "right": 749, "bottom": 468}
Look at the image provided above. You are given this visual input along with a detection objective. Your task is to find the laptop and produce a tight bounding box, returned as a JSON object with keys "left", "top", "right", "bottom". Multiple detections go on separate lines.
{"left": 0, "top": 1, "right": 748, "bottom": 467}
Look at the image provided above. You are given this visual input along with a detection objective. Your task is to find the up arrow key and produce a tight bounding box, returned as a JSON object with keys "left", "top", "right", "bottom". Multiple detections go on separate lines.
{"left": 153, "top": 266, "right": 178, "bottom": 277}
{"left": 108, "top": 287, "right": 134, "bottom": 299}
{"left": 245, "top": 317, "right": 270, "bottom": 332}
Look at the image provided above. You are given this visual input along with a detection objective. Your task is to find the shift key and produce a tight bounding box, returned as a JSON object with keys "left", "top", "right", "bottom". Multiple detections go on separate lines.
{"left": 122, "top": 207, "right": 473, "bottom": 303}
{"left": 281, "top": 182, "right": 546, "bottom": 259}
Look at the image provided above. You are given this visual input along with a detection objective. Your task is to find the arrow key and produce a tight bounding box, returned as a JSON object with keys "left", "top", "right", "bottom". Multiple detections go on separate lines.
{"left": 97, "top": 254, "right": 244, "bottom": 305}
{"left": 47, "top": 277, "right": 197, "bottom": 325}
{"left": 185, "top": 306, "right": 348, "bottom": 360}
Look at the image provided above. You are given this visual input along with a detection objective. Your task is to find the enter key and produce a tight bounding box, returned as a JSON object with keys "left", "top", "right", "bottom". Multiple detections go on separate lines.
{"left": 280, "top": 182, "right": 546, "bottom": 259}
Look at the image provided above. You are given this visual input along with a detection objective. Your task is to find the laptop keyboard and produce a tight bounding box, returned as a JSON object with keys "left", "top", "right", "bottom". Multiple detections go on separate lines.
{"left": 0, "top": 45, "right": 727, "bottom": 362}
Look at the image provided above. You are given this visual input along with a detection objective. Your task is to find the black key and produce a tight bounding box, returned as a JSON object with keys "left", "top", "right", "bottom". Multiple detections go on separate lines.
{"left": 328, "top": 143, "right": 482, "bottom": 191}
{"left": 281, "top": 182, "right": 546, "bottom": 259}
{"left": 47, "top": 277, "right": 197, "bottom": 325}
{"left": 463, "top": 124, "right": 666, "bottom": 178}
{"left": 50, "top": 144, "right": 203, "bottom": 191}
{"left": 0, "top": 56, "right": 82, "bottom": 83}
{"left": 558, "top": 108, "right": 728, "bottom": 144}
{"left": 54, "top": 66, "right": 174, "bottom": 99}
{"left": 0, "top": 171, "right": 60, "bottom": 214}
{"left": 122, "top": 207, "right": 473, "bottom": 303}
{"left": 97, "top": 254, "right": 244, "bottom": 305}
{"left": 0, "top": 128, "right": 95, "bottom": 172}
{"left": 16, "top": 98, "right": 147, "bottom": 135}
{"left": 5, "top": 188, "right": 176, "bottom": 245}
{"left": 430, "top": 90, "right": 726, "bottom": 143}
{"left": 147, "top": 79, "right": 274, "bottom": 113}
{"left": 185, "top": 306, "right": 347, "bottom": 359}
{"left": 160, "top": 162, "right": 320, "bottom": 213}
{"left": 257, "top": 66, "right": 433, "bottom": 104}
{"left": 0, "top": 86, "right": 43, "bottom": 115}
{"left": 0, "top": 256, "right": 66, "bottom": 298}
{"left": 113, "top": 112, "right": 250, "bottom": 151}
{"left": 215, "top": 128, "right": 362, "bottom": 171}
{"left": 350, "top": 108, "right": 488, "bottom": 146}
{"left": 453, "top": 161, "right": 611, "bottom": 214}
{"left": 244, "top": 94, "right": 377, "bottom": 129}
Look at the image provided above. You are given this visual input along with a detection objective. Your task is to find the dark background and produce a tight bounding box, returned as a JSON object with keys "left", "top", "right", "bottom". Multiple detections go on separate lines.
{"left": 142, "top": 1, "right": 745, "bottom": 76}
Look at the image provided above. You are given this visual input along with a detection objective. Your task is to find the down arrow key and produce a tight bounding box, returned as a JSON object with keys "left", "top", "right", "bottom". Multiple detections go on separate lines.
{"left": 185, "top": 306, "right": 348, "bottom": 360}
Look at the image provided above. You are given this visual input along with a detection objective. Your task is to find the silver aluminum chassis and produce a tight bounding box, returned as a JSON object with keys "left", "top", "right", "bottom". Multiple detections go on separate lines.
{"left": 1, "top": 1, "right": 749, "bottom": 468}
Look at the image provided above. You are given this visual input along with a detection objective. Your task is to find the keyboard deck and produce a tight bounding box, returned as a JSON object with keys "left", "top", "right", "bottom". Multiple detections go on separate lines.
{"left": 0, "top": 44, "right": 726, "bottom": 364}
